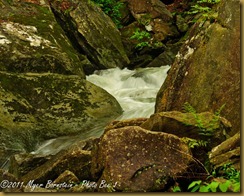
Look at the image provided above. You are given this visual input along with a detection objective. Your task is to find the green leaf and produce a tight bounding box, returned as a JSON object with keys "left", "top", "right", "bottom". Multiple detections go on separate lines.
{"left": 172, "top": 186, "right": 181, "bottom": 192}
{"left": 232, "top": 182, "right": 240, "bottom": 192}
{"left": 190, "top": 185, "right": 200, "bottom": 192}
{"left": 210, "top": 181, "right": 219, "bottom": 192}
{"left": 188, "top": 180, "right": 202, "bottom": 189}
{"left": 219, "top": 181, "right": 230, "bottom": 192}
{"left": 188, "top": 180, "right": 202, "bottom": 190}
{"left": 199, "top": 185, "right": 210, "bottom": 192}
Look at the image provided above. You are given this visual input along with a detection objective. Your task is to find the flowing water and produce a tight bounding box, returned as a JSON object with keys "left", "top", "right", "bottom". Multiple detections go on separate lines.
{"left": 87, "top": 65, "right": 170, "bottom": 120}
{"left": 14, "top": 66, "right": 171, "bottom": 158}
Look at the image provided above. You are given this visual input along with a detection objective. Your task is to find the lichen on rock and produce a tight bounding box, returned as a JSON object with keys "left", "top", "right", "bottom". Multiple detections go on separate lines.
{"left": 0, "top": 0, "right": 90, "bottom": 77}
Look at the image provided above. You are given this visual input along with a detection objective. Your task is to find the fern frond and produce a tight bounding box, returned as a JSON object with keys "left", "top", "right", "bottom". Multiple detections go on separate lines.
{"left": 183, "top": 102, "right": 196, "bottom": 113}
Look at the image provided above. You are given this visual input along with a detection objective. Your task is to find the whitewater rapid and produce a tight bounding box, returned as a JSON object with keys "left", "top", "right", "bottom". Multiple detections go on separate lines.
{"left": 86, "top": 65, "right": 170, "bottom": 120}
{"left": 28, "top": 65, "right": 170, "bottom": 157}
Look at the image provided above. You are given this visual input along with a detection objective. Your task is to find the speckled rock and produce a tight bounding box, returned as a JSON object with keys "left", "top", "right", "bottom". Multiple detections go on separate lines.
{"left": 0, "top": 0, "right": 89, "bottom": 77}
{"left": 155, "top": 0, "right": 240, "bottom": 136}
{"left": 49, "top": 0, "right": 130, "bottom": 74}
{"left": 91, "top": 126, "right": 193, "bottom": 192}
{"left": 0, "top": 71, "right": 122, "bottom": 167}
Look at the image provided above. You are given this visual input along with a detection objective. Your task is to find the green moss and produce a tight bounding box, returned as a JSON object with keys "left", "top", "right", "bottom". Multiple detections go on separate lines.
{"left": 1, "top": 2, "right": 83, "bottom": 76}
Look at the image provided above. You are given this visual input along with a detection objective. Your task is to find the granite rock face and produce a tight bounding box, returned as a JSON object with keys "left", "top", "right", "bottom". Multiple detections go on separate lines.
{"left": 0, "top": 0, "right": 88, "bottom": 77}
{"left": 49, "top": 0, "right": 130, "bottom": 74}
{"left": 155, "top": 0, "right": 240, "bottom": 136}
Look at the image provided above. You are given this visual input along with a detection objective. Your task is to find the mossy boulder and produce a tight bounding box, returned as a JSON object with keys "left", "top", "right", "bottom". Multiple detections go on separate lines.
{"left": 0, "top": 71, "right": 122, "bottom": 167}
{"left": 49, "top": 0, "right": 130, "bottom": 74}
{"left": 0, "top": 0, "right": 90, "bottom": 77}
{"left": 155, "top": 0, "right": 240, "bottom": 136}
{"left": 141, "top": 111, "right": 231, "bottom": 149}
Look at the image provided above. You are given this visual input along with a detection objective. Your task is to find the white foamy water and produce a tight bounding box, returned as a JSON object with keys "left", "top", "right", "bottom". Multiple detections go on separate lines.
{"left": 28, "top": 65, "right": 170, "bottom": 157}
{"left": 86, "top": 65, "right": 170, "bottom": 120}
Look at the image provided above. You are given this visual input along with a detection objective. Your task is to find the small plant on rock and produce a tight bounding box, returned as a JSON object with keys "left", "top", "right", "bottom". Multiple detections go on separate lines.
{"left": 188, "top": 163, "right": 240, "bottom": 192}
{"left": 183, "top": 102, "right": 225, "bottom": 137}
{"left": 185, "top": 0, "right": 221, "bottom": 24}
{"left": 90, "top": 0, "right": 124, "bottom": 28}
{"left": 130, "top": 28, "right": 163, "bottom": 50}
{"left": 130, "top": 28, "right": 151, "bottom": 49}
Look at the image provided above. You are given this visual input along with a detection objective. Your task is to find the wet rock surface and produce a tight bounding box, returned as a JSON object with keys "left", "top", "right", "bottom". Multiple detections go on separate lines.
{"left": 20, "top": 142, "right": 92, "bottom": 184}
{"left": 0, "top": 71, "right": 122, "bottom": 167}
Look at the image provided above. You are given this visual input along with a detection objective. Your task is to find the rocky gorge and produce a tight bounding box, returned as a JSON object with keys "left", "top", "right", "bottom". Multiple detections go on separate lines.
{"left": 0, "top": 0, "right": 241, "bottom": 193}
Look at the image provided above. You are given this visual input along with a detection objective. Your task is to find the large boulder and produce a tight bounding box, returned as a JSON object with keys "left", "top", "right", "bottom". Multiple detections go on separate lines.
{"left": 141, "top": 111, "right": 232, "bottom": 149}
{"left": 0, "top": 0, "right": 89, "bottom": 77}
{"left": 0, "top": 71, "right": 122, "bottom": 167}
{"left": 49, "top": 0, "right": 130, "bottom": 74}
{"left": 91, "top": 126, "right": 194, "bottom": 192}
{"left": 155, "top": 0, "right": 240, "bottom": 136}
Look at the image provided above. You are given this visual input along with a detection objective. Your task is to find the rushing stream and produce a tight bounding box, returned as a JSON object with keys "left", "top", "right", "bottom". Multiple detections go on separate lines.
{"left": 87, "top": 65, "right": 170, "bottom": 120}
{"left": 29, "top": 65, "right": 170, "bottom": 156}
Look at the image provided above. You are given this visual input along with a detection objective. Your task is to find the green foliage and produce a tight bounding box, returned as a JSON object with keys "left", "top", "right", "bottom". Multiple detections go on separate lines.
{"left": 182, "top": 102, "right": 226, "bottom": 150}
{"left": 182, "top": 137, "right": 208, "bottom": 149}
{"left": 183, "top": 102, "right": 196, "bottom": 114}
{"left": 130, "top": 28, "right": 151, "bottom": 40}
{"left": 215, "top": 163, "right": 240, "bottom": 183}
{"left": 130, "top": 28, "right": 151, "bottom": 50}
{"left": 90, "top": 0, "right": 124, "bottom": 28}
{"left": 195, "top": 0, "right": 221, "bottom": 4}
{"left": 64, "top": 6, "right": 74, "bottom": 15}
{"left": 172, "top": 185, "right": 181, "bottom": 192}
{"left": 184, "top": 0, "right": 220, "bottom": 24}
{"left": 130, "top": 28, "right": 163, "bottom": 50}
{"left": 183, "top": 102, "right": 211, "bottom": 136}
{"left": 188, "top": 163, "right": 240, "bottom": 192}
{"left": 214, "top": 103, "right": 225, "bottom": 116}
{"left": 186, "top": 0, "right": 220, "bottom": 15}
{"left": 182, "top": 102, "right": 225, "bottom": 138}
{"left": 186, "top": 4, "right": 211, "bottom": 15}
